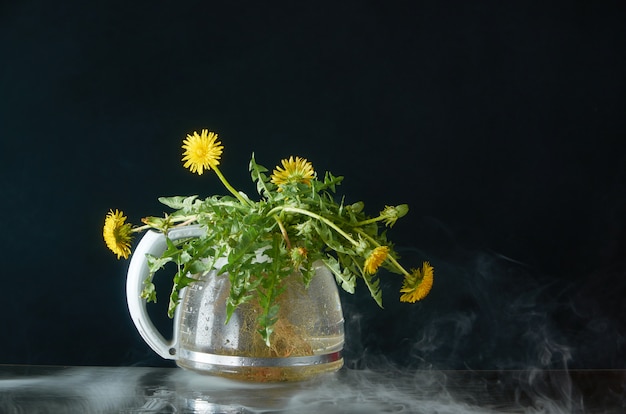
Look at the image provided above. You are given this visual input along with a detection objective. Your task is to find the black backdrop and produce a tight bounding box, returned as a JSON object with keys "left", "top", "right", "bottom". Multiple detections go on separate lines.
{"left": 1, "top": 1, "right": 624, "bottom": 371}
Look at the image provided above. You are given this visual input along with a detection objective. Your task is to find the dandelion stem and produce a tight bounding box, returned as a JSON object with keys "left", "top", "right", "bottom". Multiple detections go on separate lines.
{"left": 132, "top": 215, "right": 198, "bottom": 233}
{"left": 274, "top": 216, "right": 292, "bottom": 250}
{"left": 386, "top": 254, "right": 410, "bottom": 277}
{"left": 213, "top": 165, "right": 251, "bottom": 206}
{"left": 353, "top": 216, "right": 385, "bottom": 226}
{"left": 269, "top": 206, "right": 360, "bottom": 247}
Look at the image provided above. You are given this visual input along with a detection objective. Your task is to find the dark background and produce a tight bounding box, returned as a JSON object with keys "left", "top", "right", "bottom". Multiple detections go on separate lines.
{"left": 1, "top": 1, "right": 624, "bottom": 371}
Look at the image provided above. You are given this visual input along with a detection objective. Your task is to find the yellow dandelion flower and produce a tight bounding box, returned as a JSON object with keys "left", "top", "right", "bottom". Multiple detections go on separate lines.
{"left": 270, "top": 156, "right": 315, "bottom": 187}
{"left": 400, "top": 262, "right": 434, "bottom": 303}
{"left": 364, "top": 246, "right": 390, "bottom": 274}
{"left": 181, "top": 129, "right": 224, "bottom": 175}
{"left": 103, "top": 209, "right": 134, "bottom": 259}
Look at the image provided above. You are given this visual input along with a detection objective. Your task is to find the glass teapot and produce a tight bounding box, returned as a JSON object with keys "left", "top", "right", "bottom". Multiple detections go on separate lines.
{"left": 126, "top": 225, "right": 345, "bottom": 381}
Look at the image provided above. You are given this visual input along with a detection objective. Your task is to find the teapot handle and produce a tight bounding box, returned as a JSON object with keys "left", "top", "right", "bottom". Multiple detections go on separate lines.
{"left": 126, "top": 225, "right": 206, "bottom": 360}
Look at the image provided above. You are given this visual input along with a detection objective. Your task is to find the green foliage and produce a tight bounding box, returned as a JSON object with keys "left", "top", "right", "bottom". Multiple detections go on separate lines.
{"left": 322, "top": 256, "right": 356, "bottom": 294}
{"left": 158, "top": 195, "right": 199, "bottom": 211}
{"left": 362, "top": 269, "right": 383, "bottom": 308}
{"left": 137, "top": 156, "right": 411, "bottom": 346}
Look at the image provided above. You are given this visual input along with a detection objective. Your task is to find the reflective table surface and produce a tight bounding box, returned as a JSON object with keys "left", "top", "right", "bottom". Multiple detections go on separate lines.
{"left": 0, "top": 365, "right": 624, "bottom": 413}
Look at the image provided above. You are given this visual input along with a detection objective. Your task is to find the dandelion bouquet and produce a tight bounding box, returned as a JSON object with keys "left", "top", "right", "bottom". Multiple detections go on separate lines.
{"left": 103, "top": 129, "right": 433, "bottom": 346}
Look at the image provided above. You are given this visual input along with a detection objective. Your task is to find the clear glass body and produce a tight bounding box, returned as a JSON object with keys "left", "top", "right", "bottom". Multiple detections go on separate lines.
{"left": 176, "top": 260, "right": 345, "bottom": 381}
